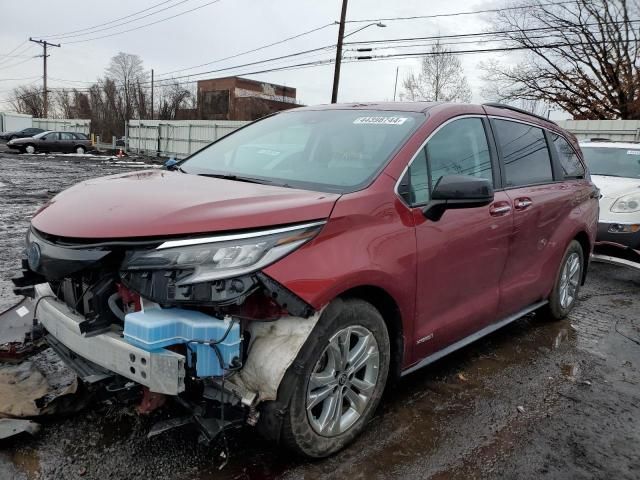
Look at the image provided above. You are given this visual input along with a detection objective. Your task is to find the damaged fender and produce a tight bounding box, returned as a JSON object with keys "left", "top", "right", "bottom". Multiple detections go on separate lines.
{"left": 233, "top": 312, "right": 320, "bottom": 401}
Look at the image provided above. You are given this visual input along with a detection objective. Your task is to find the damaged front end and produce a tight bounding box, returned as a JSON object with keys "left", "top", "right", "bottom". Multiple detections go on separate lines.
{"left": 11, "top": 222, "right": 324, "bottom": 444}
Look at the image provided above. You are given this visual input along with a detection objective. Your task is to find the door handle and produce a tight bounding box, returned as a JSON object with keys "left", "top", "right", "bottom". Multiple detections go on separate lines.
{"left": 514, "top": 197, "right": 533, "bottom": 210}
{"left": 489, "top": 201, "right": 512, "bottom": 216}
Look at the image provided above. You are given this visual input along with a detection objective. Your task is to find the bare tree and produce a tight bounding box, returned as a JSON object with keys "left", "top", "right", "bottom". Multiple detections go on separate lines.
{"left": 105, "top": 52, "right": 148, "bottom": 121}
{"left": 400, "top": 39, "right": 472, "bottom": 102}
{"left": 10, "top": 86, "right": 45, "bottom": 117}
{"left": 481, "top": 0, "right": 640, "bottom": 119}
{"left": 55, "top": 89, "right": 73, "bottom": 118}
{"left": 157, "top": 81, "right": 192, "bottom": 120}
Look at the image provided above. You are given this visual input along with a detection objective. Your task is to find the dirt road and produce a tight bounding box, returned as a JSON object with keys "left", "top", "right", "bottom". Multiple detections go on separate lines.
{"left": 0, "top": 153, "right": 638, "bottom": 480}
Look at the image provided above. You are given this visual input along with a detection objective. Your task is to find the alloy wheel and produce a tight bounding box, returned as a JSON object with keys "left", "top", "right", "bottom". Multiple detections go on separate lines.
{"left": 306, "top": 325, "right": 380, "bottom": 437}
{"left": 559, "top": 252, "right": 581, "bottom": 309}
{"left": 25, "top": 145, "right": 35, "bottom": 154}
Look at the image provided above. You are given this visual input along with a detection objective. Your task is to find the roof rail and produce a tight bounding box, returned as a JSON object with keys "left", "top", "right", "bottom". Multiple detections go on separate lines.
{"left": 482, "top": 102, "right": 558, "bottom": 126}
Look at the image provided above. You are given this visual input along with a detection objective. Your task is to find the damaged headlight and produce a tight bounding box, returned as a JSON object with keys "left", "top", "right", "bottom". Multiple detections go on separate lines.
{"left": 121, "top": 221, "right": 325, "bottom": 284}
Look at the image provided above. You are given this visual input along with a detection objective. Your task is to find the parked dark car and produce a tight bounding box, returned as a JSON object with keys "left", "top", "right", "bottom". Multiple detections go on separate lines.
{"left": 7, "top": 131, "right": 92, "bottom": 154}
{"left": 10, "top": 102, "right": 598, "bottom": 458}
{"left": 0, "top": 127, "right": 44, "bottom": 141}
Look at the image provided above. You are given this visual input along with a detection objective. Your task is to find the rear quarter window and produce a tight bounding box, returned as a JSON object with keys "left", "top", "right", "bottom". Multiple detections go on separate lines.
{"left": 552, "top": 134, "right": 584, "bottom": 179}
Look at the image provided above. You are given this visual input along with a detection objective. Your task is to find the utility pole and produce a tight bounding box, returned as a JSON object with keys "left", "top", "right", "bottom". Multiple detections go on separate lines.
{"left": 29, "top": 38, "right": 61, "bottom": 118}
{"left": 150, "top": 68, "right": 154, "bottom": 120}
{"left": 331, "top": 0, "right": 348, "bottom": 103}
{"left": 393, "top": 66, "right": 399, "bottom": 101}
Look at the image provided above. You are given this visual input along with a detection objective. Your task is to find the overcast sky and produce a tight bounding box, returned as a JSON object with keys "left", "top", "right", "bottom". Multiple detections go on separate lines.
{"left": 0, "top": 0, "right": 566, "bottom": 117}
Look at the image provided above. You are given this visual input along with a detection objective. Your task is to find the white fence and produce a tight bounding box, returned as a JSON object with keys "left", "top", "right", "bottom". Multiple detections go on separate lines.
{"left": 33, "top": 118, "right": 91, "bottom": 135}
{"left": 557, "top": 119, "right": 640, "bottom": 142}
{"left": 127, "top": 120, "right": 250, "bottom": 158}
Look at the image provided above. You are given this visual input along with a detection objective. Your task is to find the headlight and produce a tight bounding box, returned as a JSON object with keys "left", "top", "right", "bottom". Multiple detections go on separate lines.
{"left": 121, "top": 221, "right": 325, "bottom": 284}
{"left": 610, "top": 193, "right": 640, "bottom": 213}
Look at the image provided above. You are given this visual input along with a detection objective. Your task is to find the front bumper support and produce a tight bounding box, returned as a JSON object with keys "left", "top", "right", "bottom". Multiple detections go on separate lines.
{"left": 35, "top": 284, "right": 186, "bottom": 395}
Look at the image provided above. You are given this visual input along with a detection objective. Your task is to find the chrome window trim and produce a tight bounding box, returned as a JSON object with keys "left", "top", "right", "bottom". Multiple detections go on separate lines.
{"left": 156, "top": 220, "right": 327, "bottom": 250}
{"left": 393, "top": 114, "right": 487, "bottom": 208}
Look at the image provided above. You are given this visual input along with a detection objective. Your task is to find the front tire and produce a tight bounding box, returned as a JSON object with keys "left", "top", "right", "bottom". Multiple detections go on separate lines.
{"left": 544, "top": 240, "right": 584, "bottom": 320}
{"left": 24, "top": 144, "right": 36, "bottom": 154}
{"left": 280, "top": 299, "right": 390, "bottom": 458}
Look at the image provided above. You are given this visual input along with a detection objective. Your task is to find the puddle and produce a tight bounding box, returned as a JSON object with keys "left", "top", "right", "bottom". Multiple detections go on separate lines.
{"left": 561, "top": 364, "right": 580, "bottom": 378}
{"left": 10, "top": 448, "right": 41, "bottom": 480}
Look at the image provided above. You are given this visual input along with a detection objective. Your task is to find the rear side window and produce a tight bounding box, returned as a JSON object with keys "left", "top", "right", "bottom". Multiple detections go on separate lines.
{"left": 494, "top": 119, "right": 553, "bottom": 187}
{"left": 74, "top": 133, "right": 88, "bottom": 140}
{"left": 60, "top": 132, "right": 74, "bottom": 140}
{"left": 551, "top": 134, "right": 584, "bottom": 179}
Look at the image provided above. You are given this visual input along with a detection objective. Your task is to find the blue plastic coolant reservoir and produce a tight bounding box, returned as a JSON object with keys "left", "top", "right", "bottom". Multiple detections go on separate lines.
{"left": 123, "top": 308, "right": 241, "bottom": 377}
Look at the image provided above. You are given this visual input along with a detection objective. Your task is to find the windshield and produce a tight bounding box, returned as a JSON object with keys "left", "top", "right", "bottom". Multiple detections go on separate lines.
{"left": 32, "top": 131, "right": 51, "bottom": 139}
{"left": 181, "top": 109, "right": 424, "bottom": 192}
{"left": 582, "top": 146, "right": 640, "bottom": 178}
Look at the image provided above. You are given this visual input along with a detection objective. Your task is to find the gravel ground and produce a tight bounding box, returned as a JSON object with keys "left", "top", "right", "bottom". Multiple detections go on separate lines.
{"left": 0, "top": 150, "right": 638, "bottom": 480}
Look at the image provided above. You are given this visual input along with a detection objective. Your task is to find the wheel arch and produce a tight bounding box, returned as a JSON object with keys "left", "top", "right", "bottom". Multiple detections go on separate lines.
{"left": 573, "top": 230, "right": 591, "bottom": 284}
{"left": 337, "top": 285, "right": 404, "bottom": 380}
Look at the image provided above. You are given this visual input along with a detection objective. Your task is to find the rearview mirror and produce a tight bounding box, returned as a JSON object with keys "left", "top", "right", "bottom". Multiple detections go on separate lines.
{"left": 422, "top": 175, "right": 494, "bottom": 221}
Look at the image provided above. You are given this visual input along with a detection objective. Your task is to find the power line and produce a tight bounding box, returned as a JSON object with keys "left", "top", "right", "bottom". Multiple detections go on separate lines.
{"left": 0, "top": 56, "right": 38, "bottom": 71}
{"left": 345, "top": 1, "right": 576, "bottom": 23}
{"left": 0, "top": 40, "right": 28, "bottom": 60}
{"left": 64, "top": 0, "right": 224, "bottom": 44}
{"left": 349, "top": 39, "right": 638, "bottom": 61}
{"left": 343, "top": 19, "right": 640, "bottom": 46}
{"left": 0, "top": 44, "right": 35, "bottom": 68}
{"left": 35, "top": 0, "right": 182, "bottom": 39}
{"left": 156, "top": 22, "right": 336, "bottom": 77}
{"left": 0, "top": 76, "right": 40, "bottom": 82}
{"left": 43, "top": 0, "right": 193, "bottom": 40}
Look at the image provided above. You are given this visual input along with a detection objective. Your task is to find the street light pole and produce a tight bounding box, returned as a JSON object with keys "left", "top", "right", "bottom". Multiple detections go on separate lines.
{"left": 332, "top": 17, "right": 386, "bottom": 103}
{"left": 331, "top": 0, "right": 348, "bottom": 104}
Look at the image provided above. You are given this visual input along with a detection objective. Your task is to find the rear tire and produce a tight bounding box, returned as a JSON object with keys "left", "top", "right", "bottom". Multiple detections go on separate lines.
{"left": 543, "top": 240, "right": 584, "bottom": 320}
{"left": 75, "top": 146, "right": 86, "bottom": 154}
{"left": 278, "top": 299, "right": 390, "bottom": 458}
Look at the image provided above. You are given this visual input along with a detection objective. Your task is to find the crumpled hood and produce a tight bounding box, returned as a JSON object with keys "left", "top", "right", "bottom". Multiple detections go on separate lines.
{"left": 31, "top": 169, "right": 340, "bottom": 239}
{"left": 591, "top": 175, "right": 640, "bottom": 199}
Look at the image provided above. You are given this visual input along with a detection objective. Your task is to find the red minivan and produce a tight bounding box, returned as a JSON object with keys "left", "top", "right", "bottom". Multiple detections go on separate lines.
{"left": 12, "top": 102, "right": 598, "bottom": 457}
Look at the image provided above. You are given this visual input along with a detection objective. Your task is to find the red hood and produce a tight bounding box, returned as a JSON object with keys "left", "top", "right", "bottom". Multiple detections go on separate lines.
{"left": 31, "top": 169, "right": 340, "bottom": 239}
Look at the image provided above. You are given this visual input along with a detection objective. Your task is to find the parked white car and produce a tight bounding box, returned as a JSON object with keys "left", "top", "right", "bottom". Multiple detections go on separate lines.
{"left": 580, "top": 141, "right": 640, "bottom": 249}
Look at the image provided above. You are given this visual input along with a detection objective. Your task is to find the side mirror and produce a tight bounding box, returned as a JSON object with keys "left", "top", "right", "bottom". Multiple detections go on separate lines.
{"left": 164, "top": 158, "right": 179, "bottom": 170}
{"left": 423, "top": 175, "right": 494, "bottom": 221}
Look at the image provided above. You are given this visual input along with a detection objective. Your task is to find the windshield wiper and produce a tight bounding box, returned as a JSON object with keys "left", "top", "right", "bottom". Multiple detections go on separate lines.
{"left": 196, "top": 173, "right": 273, "bottom": 185}
{"left": 594, "top": 173, "right": 638, "bottom": 178}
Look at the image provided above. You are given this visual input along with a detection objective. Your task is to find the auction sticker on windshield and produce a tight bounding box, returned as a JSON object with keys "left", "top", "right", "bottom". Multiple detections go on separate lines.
{"left": 627, "top": 150, "right": 640, "bottom": 155}
{"left": 353, "top": 116, "right": 408, "bottom": 125}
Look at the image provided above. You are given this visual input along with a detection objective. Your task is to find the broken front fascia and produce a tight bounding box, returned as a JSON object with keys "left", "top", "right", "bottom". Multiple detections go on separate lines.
{"left": 32, "top": 282, "right": 320, "bottom": 401}
{"left": 15, "top": 222, "right": 325, "bottom": 403}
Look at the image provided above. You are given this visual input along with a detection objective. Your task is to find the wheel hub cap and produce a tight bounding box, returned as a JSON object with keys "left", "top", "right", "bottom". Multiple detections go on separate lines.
{"left": 306, "top": 325, "right": 380, "bottom": 437}
{"left": 559, "top": 252, "right": 581, "bottom": 309}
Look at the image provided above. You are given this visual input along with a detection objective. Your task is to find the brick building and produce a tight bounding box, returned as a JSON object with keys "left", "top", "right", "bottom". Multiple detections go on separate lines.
{"left": 177, "top": 76, "right": 298, "bottom": 121}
